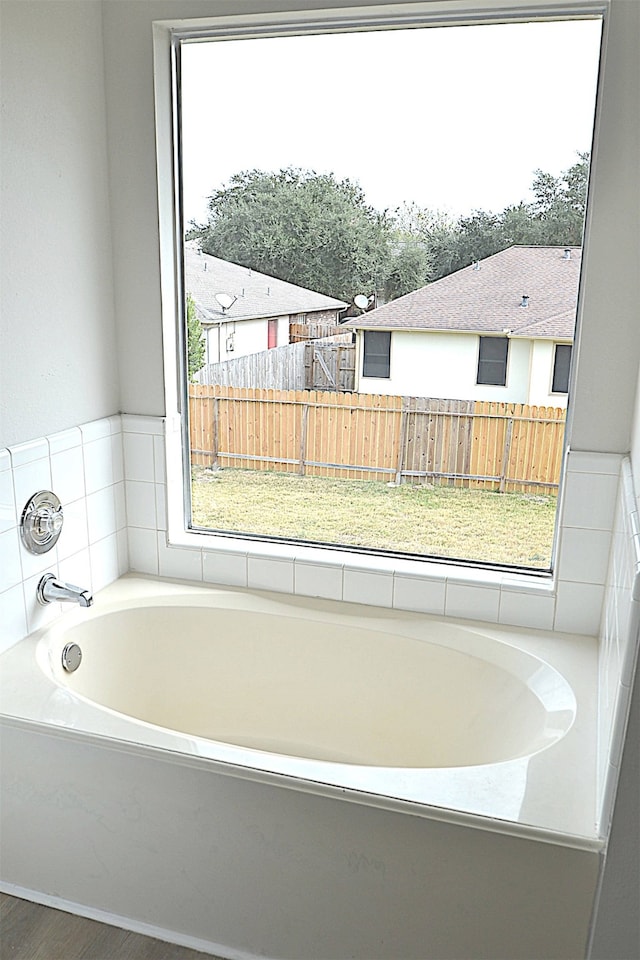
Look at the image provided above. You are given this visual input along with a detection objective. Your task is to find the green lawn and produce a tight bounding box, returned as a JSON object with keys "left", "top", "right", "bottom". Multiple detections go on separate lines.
{"left": 191, "top": 467, "right": 557, "bottom": 569}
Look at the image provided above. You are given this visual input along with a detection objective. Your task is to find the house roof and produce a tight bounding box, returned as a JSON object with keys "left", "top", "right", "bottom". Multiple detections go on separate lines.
{"left": 184, "top": 240, "right": 347, "bottom": 324}
{"left": 343, "top": 245, "right": 581, "bottom": 341}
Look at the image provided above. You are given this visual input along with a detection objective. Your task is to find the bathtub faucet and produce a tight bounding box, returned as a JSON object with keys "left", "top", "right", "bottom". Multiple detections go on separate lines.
{"left": 37, "top": 573, "right": 93, "bottom": 608}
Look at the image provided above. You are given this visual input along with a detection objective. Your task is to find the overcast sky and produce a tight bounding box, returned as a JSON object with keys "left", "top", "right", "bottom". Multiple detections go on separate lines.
{"left": 181, "top": 18, "right": 602, "bottom": 226}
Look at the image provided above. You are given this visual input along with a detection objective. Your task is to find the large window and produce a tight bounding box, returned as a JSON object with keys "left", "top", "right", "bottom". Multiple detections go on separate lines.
{"left": 172, "top": 11, "right": 601, "bottom": 571}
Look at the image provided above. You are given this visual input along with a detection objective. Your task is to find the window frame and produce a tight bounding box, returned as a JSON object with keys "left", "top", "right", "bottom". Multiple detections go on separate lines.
{"left": 153, "top": 0, "right": 606, "bottom": 583}
{"left": 363, "top": 330, "right": 392, "bottom": 379}
{"left": 551, "top": 342, "right": 572, "bottom": 394}
{"left": 476, "top": 335, "right": 509, "bottom": 387}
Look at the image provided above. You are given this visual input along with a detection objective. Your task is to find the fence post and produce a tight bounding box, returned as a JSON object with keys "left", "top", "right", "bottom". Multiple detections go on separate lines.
{"left": 499, "top": 417, "right": 514, "bottom": 493}
{"left": 299, "top": 402, "right": 309, "bottom": 476}
{"left": 395, "top": 400, "right": 409, "bottom": 484}
{"left": 212, "top": 396, "right": 219, "bottom": 468}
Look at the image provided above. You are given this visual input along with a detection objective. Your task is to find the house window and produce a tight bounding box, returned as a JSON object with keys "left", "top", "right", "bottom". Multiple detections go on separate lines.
{"left": 159, "top": 8, "right": 600, "bottom": 574}
{"left": 363, "top": 331, "right": 391, "bottom": 378}
{"left": 552, "top": 344, "right": 572, "bottom": 393}
{"left": 477, "top": 337, "right": 509, "bottom": 386}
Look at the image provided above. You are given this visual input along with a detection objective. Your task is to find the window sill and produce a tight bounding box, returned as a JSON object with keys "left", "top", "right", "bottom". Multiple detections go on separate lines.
{"left": 168, "top": 527, "right": 554, "bottom": 592}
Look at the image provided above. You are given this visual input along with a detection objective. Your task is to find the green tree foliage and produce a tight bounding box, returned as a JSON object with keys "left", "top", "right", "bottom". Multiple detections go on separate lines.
{"left": 193, "top": 167, "right": 425, "bottom": 304}
{"left": 196, "top": 168, "right": 386, "bottom": 302}
{"left": 186, "top": 293, "right": 205, "bottom": 381}
{"left": 408, "top": 153, "right": 590, "bottom": 280}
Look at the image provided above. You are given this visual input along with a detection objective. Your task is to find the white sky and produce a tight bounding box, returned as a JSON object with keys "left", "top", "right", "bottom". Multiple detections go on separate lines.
{"left": 181, "top": 18, "right": 602, "bottom": 226}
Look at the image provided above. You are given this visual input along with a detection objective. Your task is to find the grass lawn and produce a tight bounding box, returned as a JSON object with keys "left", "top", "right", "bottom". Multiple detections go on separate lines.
{"left": 191, "top": 467, "right": 557, "bottom": 569}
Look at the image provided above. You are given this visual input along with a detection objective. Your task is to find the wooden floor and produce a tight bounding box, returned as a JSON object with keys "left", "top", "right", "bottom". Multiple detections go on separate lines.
{"left": 0, "top": 894, "right": 226, "bottom": 960}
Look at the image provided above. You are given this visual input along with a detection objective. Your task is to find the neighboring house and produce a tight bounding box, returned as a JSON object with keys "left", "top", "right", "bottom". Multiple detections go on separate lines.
{"left": 343, "top": 246, "right": 581, "bottom": 407}
{"left": 185, "top": 240, "right": 347, "bottom": 366}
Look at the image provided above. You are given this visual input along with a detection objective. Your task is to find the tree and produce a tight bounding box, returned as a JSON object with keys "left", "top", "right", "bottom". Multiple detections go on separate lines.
{"left": 529, "top": 152, "right": 589, "bottom": 246}
{"left": 186, "top": 293, "right": 205, "bottom": 382}
{"left": 193, "top": 167, "right": 394, "bottom": 304}
{"left": 395, "top": 154, "right": 590, "bottom": 281}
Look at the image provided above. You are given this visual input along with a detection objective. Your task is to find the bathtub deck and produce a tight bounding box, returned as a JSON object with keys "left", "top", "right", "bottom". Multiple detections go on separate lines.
{"left": 0, "top": 574, "right": 601, "bottom": 845}
{"left": 0, "top": 894, "right": 220, "bottom": 960}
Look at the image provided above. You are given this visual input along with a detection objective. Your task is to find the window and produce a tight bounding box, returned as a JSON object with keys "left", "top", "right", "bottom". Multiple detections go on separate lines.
{"left": 363, "top": 331, "right": 391, "bottom": 379}
{"left": 477, "top": 337, "right": 509, "bottom": 386}
{"left": 161, "top": 8, "right": 601, "bottom": 572}
{"left": 268, "top": 319, "right": 278, "bottom": 349}
{"left": 552, "top": 344, "right": 572, "bottom": 393}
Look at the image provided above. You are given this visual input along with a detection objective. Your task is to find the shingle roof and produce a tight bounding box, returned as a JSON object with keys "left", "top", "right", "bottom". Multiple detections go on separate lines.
{"left": 343, "top": 246, "right": 580, "bottom": 341}
{"left": 184, "top": 240, "right": 347, "bottom": 324}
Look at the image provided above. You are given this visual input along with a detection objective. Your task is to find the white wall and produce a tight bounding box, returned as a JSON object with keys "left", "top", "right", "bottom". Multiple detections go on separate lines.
{"left": 0, "top": 1, "right": 119, "bottom": 449}
{"left": 529, "top": 340, "right": 569, "bottom": 408}
{"left": 205, "top": 317, "right": 275, "bottom": 364}
{"left": 568, "top": 0, "right": 640, "bottom": 453}
{"left": 358, "top": 331, "right": 532, "bottom": 402}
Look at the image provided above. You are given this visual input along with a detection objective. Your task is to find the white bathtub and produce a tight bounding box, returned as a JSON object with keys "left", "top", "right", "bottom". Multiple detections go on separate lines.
{"left": 0, "top": 575, "right": 603, "bottom": 960}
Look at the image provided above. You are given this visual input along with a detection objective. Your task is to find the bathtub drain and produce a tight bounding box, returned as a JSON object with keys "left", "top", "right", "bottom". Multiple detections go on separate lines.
{"left": 62, "top": 642, "right": 82, "bottom": 673}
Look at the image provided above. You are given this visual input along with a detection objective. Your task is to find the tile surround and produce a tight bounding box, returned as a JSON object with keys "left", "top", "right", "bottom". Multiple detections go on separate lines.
{"left": 0, "top": 417, "right": 630, "bottom": 649}
{"left": 108, "top": 420, "right": 624, "bottom": 638}
{"left": 0, "top": 417, "right": 128, "bottom": 654}
{"left": 596, "top": 458, "right": 640, "bottom": 828}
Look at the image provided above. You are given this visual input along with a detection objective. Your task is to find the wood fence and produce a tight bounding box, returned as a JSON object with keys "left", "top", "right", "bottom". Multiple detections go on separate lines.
{"left": 290, "top": 321, "right": 348, "bottom": 342}
{"left": 189, "top": 385, "right": 566, "bottom": 494}
{"left": 197, "top": 340, "right": 356, "bottom": 392}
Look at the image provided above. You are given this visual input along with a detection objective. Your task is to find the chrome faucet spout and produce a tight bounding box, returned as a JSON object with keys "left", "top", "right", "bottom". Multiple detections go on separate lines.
{"left": 37, "top": 573, "right": 93, "bottom": 607}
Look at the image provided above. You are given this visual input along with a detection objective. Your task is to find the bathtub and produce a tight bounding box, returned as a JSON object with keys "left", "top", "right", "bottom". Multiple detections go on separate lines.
{"left": 0, "top": 575, "right": 603, "bottom": 960}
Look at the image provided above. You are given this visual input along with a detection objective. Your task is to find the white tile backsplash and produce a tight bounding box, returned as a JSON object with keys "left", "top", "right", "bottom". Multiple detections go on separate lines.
{"left": 566, "top": 451, "right": 623, "bottom": 475}
{"left": 445, "top": 582, "right": 501, "bottom": 623}
{"left": 123, "top": 432, "right": 155, "bottom": 483}
{"left": 0, "top": 528, "right": 22, "bottom": 593}
{"left": 0, "top": 417, "right": 124, "bottom": 650}
{"left": 557, "top": 527, "right": 612, "bottom": 585}
{"left": 83, "top": 435, "right": 115, "bottom": 494}
{"left": 12, "top": 457, "right": 52, "bottom": 514}
{"left": 86, "top": 486, "right": 119, "bottom": 543}
{"left": 554, "top": 581, "right": 605, "bottom": 635}
{"left": 22, "top": 571, "right": 62, "bottom": 634}
{"left": 80, "top": 418, "right": 112, "bottom": 443}
{"left": 596, "top": 459, "right": 640, "bottom": 828}
{"left": 8, "top": 437, "right": 49, "bottom": 467}
{"left": 48, "top": 426, "right": 82, "bottom": 455}
{"left": 155, "top": 483, "right": 167, "bottom": 531}
{"left": 59, "top": 548, "right": 92, "bottom": 594}
{"left": 498, "top": 589, "right": 556, "bottom": 631}
{"left": 128, "top": 526, "right": 159, "bottom": 575}
{"left": 90, "top": 533, "right": 122, "bottom": 592}
{"left": 248, "top": 555, "right": 295, "bottom": 594}
{"left": 125, "top": 480, "right": 157, "bottom": 529}
{"left": 0, "top": 464, "right": 17, "bottom": 534}
{"left": 0, "top": 583, "right": 28, "bottom": 655}
{"left": 343, "top": 568, "right": 394, "bottom": 607}
{"left": 295, "top": 561, "right": 344, "bottom": 601}
{"left": 561, "top": 470, "right": 619, "bottom": 531}
{"left": 203, "top": 549, "right": 248, "bottom": 588}
{"left": 392, "top": 575, "right": 446, "bottom": 616}
{"left": 51, "top": 445, "right": 86, "bottom": 504}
